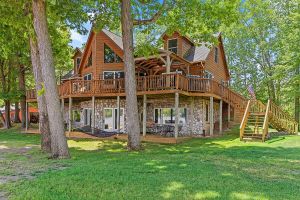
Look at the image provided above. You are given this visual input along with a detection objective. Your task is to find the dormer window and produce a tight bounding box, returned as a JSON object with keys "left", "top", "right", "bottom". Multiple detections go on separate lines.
{"left": 76, "top": 57, "right": 81, "bottom": 68}
{"left": 214, "top": 47, "right": 218, "bottom": 63}
{"left": 104, "top": 44, "right": 121, "bottom": 63}
{"left": 168, "top": 39, "right": 178, "bottom": 54}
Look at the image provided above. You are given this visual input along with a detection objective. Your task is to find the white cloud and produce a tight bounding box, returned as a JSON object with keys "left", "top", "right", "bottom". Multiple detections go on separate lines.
{"left": 70, "top": 29, "right": 84, "bottom": 43}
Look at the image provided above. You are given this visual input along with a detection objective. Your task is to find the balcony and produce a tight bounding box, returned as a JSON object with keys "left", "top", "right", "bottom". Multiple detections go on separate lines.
{"left": 26, "top": 74, "right": 247, "bottom": 109}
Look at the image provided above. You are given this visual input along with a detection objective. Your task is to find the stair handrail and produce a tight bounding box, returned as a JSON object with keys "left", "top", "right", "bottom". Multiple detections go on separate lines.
{"left": 240, "top": 100, "right": 251, "bottom": 140}
{"left": 262, "top": 100, "right": 271, "bottom": 141}
{"left": 268, "top": 100, "right": 299, "bottom": 134}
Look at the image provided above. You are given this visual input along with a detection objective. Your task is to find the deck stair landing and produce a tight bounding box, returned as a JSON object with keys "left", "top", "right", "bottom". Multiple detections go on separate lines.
{"left": 240, "top": 100, "right": 298, "bottom": 142}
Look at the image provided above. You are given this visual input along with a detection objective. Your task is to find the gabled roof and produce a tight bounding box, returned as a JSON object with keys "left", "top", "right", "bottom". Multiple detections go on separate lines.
{"left": 102, "top": 29, "right": 123, "bottom": 50}
{"left": 184, "top": 45, "right": 210, "bottom": 62}
{"left": 61, "top": 70, "right": 74, "bottom": 80}
{"left": 71, "top": 47, "right": 82, "bottom": 59}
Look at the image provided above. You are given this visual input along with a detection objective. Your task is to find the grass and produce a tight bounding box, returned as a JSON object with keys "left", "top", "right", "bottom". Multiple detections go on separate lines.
{"left": 0, "top": 127, "right": 300, "bottom": 200}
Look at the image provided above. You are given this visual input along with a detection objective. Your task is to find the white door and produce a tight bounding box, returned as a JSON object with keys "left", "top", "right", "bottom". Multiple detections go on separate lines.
{"left": 104, "top": 108, "right": 124, "bottom": 132}
{"left": 83, "top": 109, "right": 92, "bottom": 126}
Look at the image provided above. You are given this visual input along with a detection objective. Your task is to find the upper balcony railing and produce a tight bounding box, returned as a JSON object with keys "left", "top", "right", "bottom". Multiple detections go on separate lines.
{"left": 26, "top": 74, "right": 248, "bottom": 110}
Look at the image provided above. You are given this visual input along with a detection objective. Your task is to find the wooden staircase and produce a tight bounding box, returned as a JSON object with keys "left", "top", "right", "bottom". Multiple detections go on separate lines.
{"left": 240, "top": 100, "right": 298, "bottom": 142}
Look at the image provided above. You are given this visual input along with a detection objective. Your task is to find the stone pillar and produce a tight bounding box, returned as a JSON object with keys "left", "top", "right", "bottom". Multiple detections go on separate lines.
{"left": 117, "top": 96, "right": 120, "bottom": 133}
{"left": 68, "top": 97, "right": 72, "bottom": 132}
{"left": 210, "top": 96, "right": 214, "bottom": 136}
{"left": 174, "top": 92, "right": 179, "bottom": 139}
{"left": 219, "top": 100, "right": 223, "bottom": 134}
{"left": 92, "top": 96, "right": 95, "bottom": 134}
{"left": 142, "top": 94, "right": 147, "bottom": 136}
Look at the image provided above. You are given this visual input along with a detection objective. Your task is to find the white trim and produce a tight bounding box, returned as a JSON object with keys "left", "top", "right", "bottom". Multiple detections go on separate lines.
{"left": 102, "top": 71, "right": 124, "bottom": 79}
{"left": 84, "top": 73, "right": 92, "bottom": 80}
{"left": 103, "top": 107, "right": 124, "bottom": 131}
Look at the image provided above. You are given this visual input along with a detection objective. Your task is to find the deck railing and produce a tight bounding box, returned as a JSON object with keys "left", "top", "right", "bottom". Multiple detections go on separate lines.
{"left": 26, "top": 74, "right": 248, "bottom": 110}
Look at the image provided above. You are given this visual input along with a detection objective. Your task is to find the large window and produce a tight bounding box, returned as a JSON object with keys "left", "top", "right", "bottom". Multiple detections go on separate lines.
{"left": 168, "top": 39, "right": 178, "bottom": 54}
{"left": 87, "top": 53, "right": 92, "bottom": 67}
{"left": 104, "top": 44, "right": 121, "bottom": 63}
{"left": 154, "top": 108, "right": 187, "bottom": 124}
{"left": 214, "top": 47, "right": 218, "bottom": 63}
{"left": 76, "top": 57, "right": 81, "bottom": 68}
{"left": 103, "top": 71, "right": 124, "bottom": 79}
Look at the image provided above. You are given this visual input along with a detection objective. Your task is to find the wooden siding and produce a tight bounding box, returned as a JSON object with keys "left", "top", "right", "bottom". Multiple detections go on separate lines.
{"left": 95, "top": 31, "right": 124, "bottom": 80}
{"left": 73, "top": 50, "right": 82, "bottom": 74}
{"left": 78, "top": 30, "right": 125, "bottom": 80}
{"left": 204, "top": 43, "right": 229, "bottom": 83}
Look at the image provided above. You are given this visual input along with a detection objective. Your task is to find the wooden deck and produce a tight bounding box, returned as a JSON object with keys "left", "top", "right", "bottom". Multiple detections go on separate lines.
{"left": 23, "top": 129, "right": 191, "bottom": 144}
{"left": 26, "top": 74, "right": 247, "bottom": 110}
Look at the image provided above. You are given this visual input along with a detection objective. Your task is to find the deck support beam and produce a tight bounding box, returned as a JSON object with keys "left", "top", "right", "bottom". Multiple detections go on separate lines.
{"left": 174, "top": 92, "right": 179, "bottom": 139}
{"left": 117, "top": 96, "right": 120, "bottom": 133}
{"left": 143, "top": 94, "right": 147, "bottom": 136}
{"left": 210, "top": 96, "right": 214, "bottom": 136}
{"left": 68, "top": 97, "right": 72, "bottom": 133}
{"left": 92, "top": 96, "right": 95, "bottom": 134}
{"left": 25, "top": 102, "right": 28, "bottom": 131}
{"left": 219, "top": 100, "right": 223, "bottom": 134}
{"left": 228, "top": 103, "right": 230, "bottom": 122}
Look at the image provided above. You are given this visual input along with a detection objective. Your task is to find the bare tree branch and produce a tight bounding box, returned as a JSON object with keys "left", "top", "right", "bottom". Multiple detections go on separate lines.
{"left": 133, "top": 0, "right": 168, "bottom": 26}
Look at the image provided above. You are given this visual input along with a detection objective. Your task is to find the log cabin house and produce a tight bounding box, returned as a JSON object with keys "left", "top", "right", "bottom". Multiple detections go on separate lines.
{"left": 26, "top": 29, "right": 250, "bottom": 138}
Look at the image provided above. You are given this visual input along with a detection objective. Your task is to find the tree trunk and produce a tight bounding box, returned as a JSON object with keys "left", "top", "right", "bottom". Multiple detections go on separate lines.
{"left": 19, "top": 64, "right": 27, "bottom": 128}
{"left": 30, "top": 37, "right": 51, "bottom": 153}
{"left": 32, "top": 0, "right": 70, "bottom": 158}
{"left": 0, "top": 110, "right": 5, "bottom": 127}
{"left": 295, "top": 65, "right": 299, "bottom": 130}
{"left": 14, "top": 102, "right": 21, "bottom": 123}
{"left": 121, "top": 0, "right": 141, "bottom": 150}
{"left": 4, "top": 100, "right": 11, "bottom": 129}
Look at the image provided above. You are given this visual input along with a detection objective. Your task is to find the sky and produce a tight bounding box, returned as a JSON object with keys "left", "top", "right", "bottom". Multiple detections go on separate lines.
{"left": 70, "top": 22, "right": 91, "bottom": 48}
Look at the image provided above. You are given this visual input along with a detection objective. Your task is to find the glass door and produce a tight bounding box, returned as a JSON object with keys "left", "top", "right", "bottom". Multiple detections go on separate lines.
{"left": 104, "top": 108, "right": 124, "bottom": 132}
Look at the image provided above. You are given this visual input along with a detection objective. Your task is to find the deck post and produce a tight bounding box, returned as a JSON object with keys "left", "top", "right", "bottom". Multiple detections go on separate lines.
{"left": 174, "top": 92, "right": 179, "bottom": 139}
{"left": 228, "top": 103, "right": 231, "bottom": 122}
{"left": 219, "top": 99, "right": 223, "bottom": 134}
{"left": 25, "top": 102, "right": 28, "bottom": 131}
{"left": 92, "top": 96, "right": 95, "bottom": 134}
{"left": 117, "top": 96, "right": 120, "bottom": 133}
{"left": 143, "top": 94, "right": 147, "bottom": 136}
{"left": 68, "top": 97, "right": 72, "bottom": 133}
{"left": 210, "top": 96, "right": 214, "bottom": 136}
{"left": 166, "top": 55, "right": 171, "bottom": 73}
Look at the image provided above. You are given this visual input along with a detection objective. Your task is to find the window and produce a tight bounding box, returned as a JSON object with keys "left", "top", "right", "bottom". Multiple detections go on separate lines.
{"left": 73, "top": 110, "right": 81, "bottom": 122}
{"left": 168, "top": 39, "right": 178, "bottom": 54}
{"left": 154, "top": 108, "right": 187, "bottom": 124}
{"left": 204, "top": 70, "right": 213, "bottom": 79}
{"left": 84, "top": 73, "right": 92, "bottom": 80}
{"left": 214, "top": 47, "right": 218, "bottom": 63}
{"left": 76, "top": 57, "right": 81, "bottom": 68}
{"left": 87, "top": 53, "right": 92, "bottom": 67}
{"left": 104, "top": 44, "right": 121, "bottom": 63}
{"left": 103, "top": 71, "right": 124, "bottom": 79}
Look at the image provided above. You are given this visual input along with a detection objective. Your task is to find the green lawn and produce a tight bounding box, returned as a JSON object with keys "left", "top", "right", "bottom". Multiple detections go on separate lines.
{"left": 0, "top": 127, "right": 300, "bottom": 200}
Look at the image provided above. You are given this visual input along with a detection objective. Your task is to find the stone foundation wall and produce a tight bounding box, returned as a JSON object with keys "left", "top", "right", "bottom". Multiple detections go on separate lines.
{"left": 64, "top": 96, "right": 222, "bottom": 136}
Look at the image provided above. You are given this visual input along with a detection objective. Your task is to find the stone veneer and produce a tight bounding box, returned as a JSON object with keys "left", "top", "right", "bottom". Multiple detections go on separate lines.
{"left": 64, "top": 96, "right": 222, "bottom": 137}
